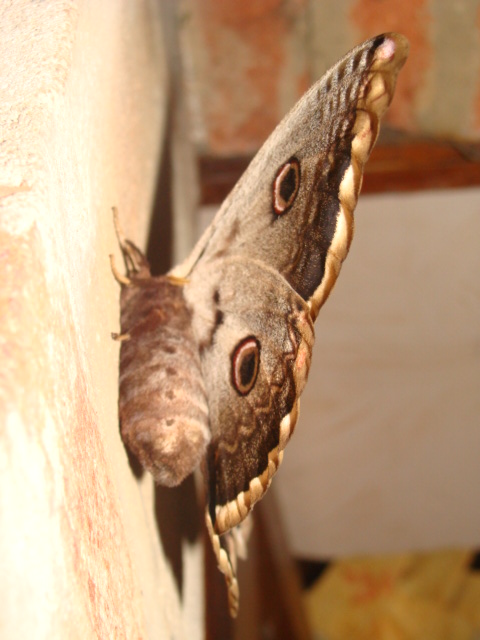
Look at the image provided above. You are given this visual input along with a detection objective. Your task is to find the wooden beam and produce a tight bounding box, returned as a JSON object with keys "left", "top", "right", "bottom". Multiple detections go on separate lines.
{"left": 199, "top": 135, "right": 480, "bottom": 205}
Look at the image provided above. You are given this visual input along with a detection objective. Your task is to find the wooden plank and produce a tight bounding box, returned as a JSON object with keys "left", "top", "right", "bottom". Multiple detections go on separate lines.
{"left": 199, "top": 135, "right": 480, "bottom": 205}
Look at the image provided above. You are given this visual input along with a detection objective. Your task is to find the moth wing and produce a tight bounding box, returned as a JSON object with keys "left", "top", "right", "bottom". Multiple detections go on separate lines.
{"left": 197, "top": 260, "right": 313, "bottom": 529}
{"left": 172, "top": 33, "right": 409, "bottom": 616}
{"left": 172, "top": 33, "right": 409, "bottom": 318}
{"left": 185, "top": 259, "right": 313, "bottom": 615}
{"left": 206, "top": 514, "right": 253, "bottom": 618}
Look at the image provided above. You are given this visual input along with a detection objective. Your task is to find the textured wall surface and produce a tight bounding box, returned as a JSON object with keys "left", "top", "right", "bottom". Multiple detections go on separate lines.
{"left": 0, "top": 2, "right": 202, "bottom": 638}
{"left": 180, "top": 0, "right": 480, "bottom": 154}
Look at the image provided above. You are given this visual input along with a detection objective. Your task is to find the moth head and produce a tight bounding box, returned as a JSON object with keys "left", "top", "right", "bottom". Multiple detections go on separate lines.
{"left": 231, "top": 336, "right": 261, "bottom": 396}
{"left": 272, "top": 157, "right": 301, "bottom": 215}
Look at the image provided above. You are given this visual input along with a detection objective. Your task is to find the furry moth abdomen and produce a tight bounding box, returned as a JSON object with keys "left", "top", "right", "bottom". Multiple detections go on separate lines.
{"left": 112, "top": 233, "right": 210, "bottom": 486}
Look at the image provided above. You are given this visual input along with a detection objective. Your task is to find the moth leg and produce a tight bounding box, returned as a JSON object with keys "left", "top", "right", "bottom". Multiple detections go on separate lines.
{"left": 112, "top": 205, "right": 126, "bottom": 241}
{"left": 109, "top": 253, "right": 132, "bottom": 286}
{"left": 167, "top": 274, "right": 190, "bottom": 287}
{"left": 112, "top": 207, "right": 150, "bottom": 278}
{"left": 111, "top": 330, "right": 131, "bottom": 342}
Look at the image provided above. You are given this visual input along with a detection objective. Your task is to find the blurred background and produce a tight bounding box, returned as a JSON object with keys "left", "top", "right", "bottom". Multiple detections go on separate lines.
{"left": 179, "top": 0, "right": 480, "bottom": 152}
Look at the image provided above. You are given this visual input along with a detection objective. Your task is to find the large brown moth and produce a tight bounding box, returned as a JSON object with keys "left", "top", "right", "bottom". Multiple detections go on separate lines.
{"left": 112, "top": 33, "right": 409, "bottom": 617}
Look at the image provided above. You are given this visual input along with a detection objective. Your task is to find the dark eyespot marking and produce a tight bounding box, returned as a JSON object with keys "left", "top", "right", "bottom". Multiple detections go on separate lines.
{"left": 231, "top": 336, "right": 260, "bottom": 396}
{"left": 273, "top": 157, "right": 300, "bottom": 215}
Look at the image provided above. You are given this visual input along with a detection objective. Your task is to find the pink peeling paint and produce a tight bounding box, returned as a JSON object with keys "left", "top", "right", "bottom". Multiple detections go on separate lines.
{"left": 197, "top": 0, "right": 307, "bottom": 154}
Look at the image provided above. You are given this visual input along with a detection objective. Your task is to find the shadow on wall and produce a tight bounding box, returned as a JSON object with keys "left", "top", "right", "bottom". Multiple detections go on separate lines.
{"left": 155, "top": 477, "right": 202, "bottom": 598}
{"left": 147, "top": 98, "right": 174, "bottom": 275}
{"left": 125, "top": 441, "right": 201, "bottom": 601}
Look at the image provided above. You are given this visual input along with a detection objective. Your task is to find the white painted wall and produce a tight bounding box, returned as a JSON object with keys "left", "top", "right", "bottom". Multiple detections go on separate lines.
{"left": 276, "top": 187, "right": 480, "bottom": 558}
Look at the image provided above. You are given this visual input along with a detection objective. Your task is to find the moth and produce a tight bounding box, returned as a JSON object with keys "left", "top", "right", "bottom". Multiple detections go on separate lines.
{"left": 111, "top": 33, "right": 409, "bottom": 616}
